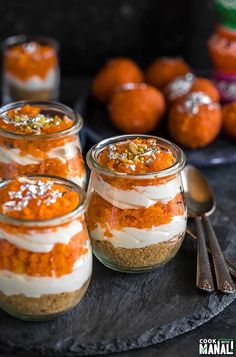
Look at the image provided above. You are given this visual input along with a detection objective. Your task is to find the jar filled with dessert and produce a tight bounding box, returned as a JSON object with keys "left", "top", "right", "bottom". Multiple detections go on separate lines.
{"left": 2, "top": 35, "right": 60, "bottom": 104}
{"left": 208, "top": 25, "right": 236, "bottom": 101}
{"left": 0, "top": 175, "right": 92, "bottom": 320}
{"left": 0, "top": 101, "right": 86, "bottom": 187}
{"left": 86, "top": 135, "right": 187, "bottom": 273}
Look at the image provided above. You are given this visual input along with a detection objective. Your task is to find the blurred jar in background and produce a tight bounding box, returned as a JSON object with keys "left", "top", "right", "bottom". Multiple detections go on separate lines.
{"left": 208, "top": 25, "right": 236, "bottom": 101}
{"left": 209, "top": 1, "right": 236, "bottom": 101}
{"left": 2, "top": 35, "right": 60, "bottom": 104}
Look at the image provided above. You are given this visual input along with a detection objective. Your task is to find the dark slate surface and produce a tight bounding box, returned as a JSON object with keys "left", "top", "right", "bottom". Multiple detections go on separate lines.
{"left": 0, "top": 231, "right": 235, "bottom": 356}
{"left": 0, "top": 78, "right": 236, "bottom": 357}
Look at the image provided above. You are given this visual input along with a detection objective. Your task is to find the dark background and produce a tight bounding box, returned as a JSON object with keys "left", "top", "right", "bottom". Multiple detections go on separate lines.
{"left": 0, "top": 0, "right": 218, "bottom": 76}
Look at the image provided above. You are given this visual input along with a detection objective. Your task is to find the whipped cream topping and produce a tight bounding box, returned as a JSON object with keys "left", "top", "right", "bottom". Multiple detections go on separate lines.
{"left": 48, "top": 140, "right": 81, "bottom": 164}
{"left": 92, "top": 174, "right": 182, "bottom": 209}
{"left": 90, "top": 214, "right": 186, "bottom": 248}
{"left": 0, "top": 140, "right": 81, "bottom": 166}
{"left": 4, "top": 68, "right": 59, "bottom": 91}
{"left": 0, "top": 146, "right": 41, "bottom": 165}
{"left": 0, "top": 219, "right": 83, "bottom": 252}
{"left": 0, "top": 248, "right": 92, "bottom": 297}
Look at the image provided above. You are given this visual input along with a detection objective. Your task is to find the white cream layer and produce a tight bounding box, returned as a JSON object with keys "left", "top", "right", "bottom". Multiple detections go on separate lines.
{"left": 92, "top": 174, "right": 182, "bottom": 209}
{"left": 90, "top": 214, "right": 186, "bottom": 248}
{"left": 0, "top": 219, "right": 83, "bottom": 253}
{"left": 0, "top": 249, "right": 92, "bottom": 298}
{"left": 5, "top": 68, "right": 58, "bottom": 91}
{"left": 0, "top": 140, "right": 81, "bottom": 166}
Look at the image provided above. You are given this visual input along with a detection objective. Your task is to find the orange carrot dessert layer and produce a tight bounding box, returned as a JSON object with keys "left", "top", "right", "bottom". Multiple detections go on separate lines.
{"left": 0, "top": 104, "right": 86, "bottom": 184}
{"left": 87, "top": 192, "right": 184, "bottom": 232}
{"left": 0, "top": 177, "right": 89, "bottom": 277}
{"left": 0, "top": 231, "right": 88, "bottom": 277}
{"left": 4, "top": 42, "right": 57, "bottom": 80}
{"left": 96, "top": 138, "right": 176, "bottom": 188}
{"left": 0, "top": 104, "right": 73, "bottom": 135}
{"left": 0, "top": 177, "right": 79, "bottom": 220}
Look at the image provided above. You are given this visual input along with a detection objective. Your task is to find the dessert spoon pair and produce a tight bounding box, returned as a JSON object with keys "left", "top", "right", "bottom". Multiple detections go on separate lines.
{"left": 182, "top": 165, "right": 236, "bottom": 294}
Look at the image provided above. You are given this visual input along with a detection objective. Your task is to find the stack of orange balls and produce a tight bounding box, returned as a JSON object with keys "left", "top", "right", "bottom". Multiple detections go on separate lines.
{"left": 92, "top": 57, "right": 236, "bottom": 149}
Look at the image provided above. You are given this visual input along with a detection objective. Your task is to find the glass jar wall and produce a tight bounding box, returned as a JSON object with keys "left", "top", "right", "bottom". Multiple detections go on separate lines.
{"left": 0, "top": 101, "right": 86, "bottom": 188}
{"left": 2, "top": 35, "right": 60, "bottom": 104}
{"left": 86, "top": 135, "right": 187, "bottom": 273}
{"left": 0, "top": 175, "right": 92, "bottom": 320}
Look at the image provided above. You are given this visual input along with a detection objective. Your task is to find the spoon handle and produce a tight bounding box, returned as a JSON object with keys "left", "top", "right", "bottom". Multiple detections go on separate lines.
{"left": 186, "top": 227, "right": 236, "bottom": 278}
{"left": 203, "top": 215, "right": 236, "bottom": 294}
{"left": 195, "top": 216, "right": 214, "bottom": 292}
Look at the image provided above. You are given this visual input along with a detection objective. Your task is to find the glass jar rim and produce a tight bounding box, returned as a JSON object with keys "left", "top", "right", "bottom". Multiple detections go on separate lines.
{"left": 87, "top": 134, "right": 186, "bottom": 179}
{"left": 0, "top": 100, "right": 83, "bottom": 140}
{"left": 0, "top": 174, "right": 87, "bottom": 227}
{"left": 2, "top": 34, "right": 60, "bottom": 52}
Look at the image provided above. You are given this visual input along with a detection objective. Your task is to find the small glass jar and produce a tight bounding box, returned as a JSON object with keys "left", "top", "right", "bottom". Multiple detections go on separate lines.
{"left": 2, "top": 35, "right": 60, "bottom": 104}
{"left": 208, "top": 25, "right": 236, "bottom": 101}
{"left": 86, "top": 135, "right": 187, "bottom": 273}
{"left": 0, "top": 101, "right": 86, "bottom": 188}
{"left": 208, "top": 26, "right": 236, "bottom": 73}
{"left": 0, "top": 175, "right": 92, "bottom": 321}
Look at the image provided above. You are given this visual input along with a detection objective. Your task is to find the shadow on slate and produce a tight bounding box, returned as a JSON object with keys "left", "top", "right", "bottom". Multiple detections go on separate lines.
{"left": 76, "top": 91, "right": 236, "bottom": 168}
{"left": 0, "top": 210, "right": 236, "bottom": 356}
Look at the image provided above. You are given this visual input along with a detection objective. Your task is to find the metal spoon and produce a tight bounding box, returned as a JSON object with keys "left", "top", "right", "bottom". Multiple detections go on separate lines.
{"left": 183, "top": 165, "right": 235, "bottom": 294}
{"left": 182, "top": 170, "right": 214, "bottom": 292}
{"left": 186, "top": 228, "right": 236, "bottom": 278}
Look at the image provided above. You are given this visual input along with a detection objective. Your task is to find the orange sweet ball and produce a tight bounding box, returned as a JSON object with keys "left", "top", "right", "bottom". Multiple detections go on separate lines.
{"left": 92, "top": 58, "right": 144, "bottom": 104}
{"left": 222, "top": 101, "right": 236, "bottom": 141}
{"left": 145, "top": 57, "right": 190, "bottom": 89}
{"left": 189, "top": 78, "right": 219, "bottom": 102}
{"left": 168, "top": 92, "right": 222, "bottom": 149}
{"left": 109, "top": 84, "right": 165, "bottom": 134}
{"left": 165, "top": 75, "right": 220, "bottom": 106}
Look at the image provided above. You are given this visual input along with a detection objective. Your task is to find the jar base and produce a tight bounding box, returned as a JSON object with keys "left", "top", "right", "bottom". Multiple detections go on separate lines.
{"left": 0, "top": 278, "right": 91, "bottom": 321}
{"left": 93, "top": 242, "right": 183, "bottom": 274}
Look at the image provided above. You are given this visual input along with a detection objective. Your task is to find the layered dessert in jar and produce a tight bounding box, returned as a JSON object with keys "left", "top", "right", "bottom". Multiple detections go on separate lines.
{"left": 208, "top": 25, "right": 236, "bottom": 101}
{"left": 86, "top": 135, "right": 187, "bottom": 273}
{"left": 0, "top": 101, "right": 86, "bottom": 187}
{"left": 2, "top": 35, "right": 59, "bottom": 103}
{"left": 0, "top": 175, "right": 92, "bottom": 320}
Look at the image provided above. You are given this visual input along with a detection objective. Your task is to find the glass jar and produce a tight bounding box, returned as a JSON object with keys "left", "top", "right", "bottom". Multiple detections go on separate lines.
{"left": 86, "top": 135, "right": 187, "bottom": 273}
{"left": 0, "top": 175, "right": 92, "bottom": 321}
{"left": 208, "top": 25, "right": 236, "bottom": 101}
{"left": 2, "top": 35, "right": 60, "bottom": 104}
{"left": 0, "top": 101, "right": 86, "bottom": 188}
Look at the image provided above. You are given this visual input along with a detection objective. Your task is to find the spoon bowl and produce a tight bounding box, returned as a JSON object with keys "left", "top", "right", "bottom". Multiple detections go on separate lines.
{"left": 182, "top": 165, "right": 215, "bottom": 216}
{"left": 182, "top": 165, "right": 235, "bottom": 294}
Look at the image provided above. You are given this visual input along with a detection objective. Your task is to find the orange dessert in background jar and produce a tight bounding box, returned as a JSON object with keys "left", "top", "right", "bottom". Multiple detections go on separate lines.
{"left": 2, "top": 35, "right": 60, "bottom": 103}
{"left": 0, "top": 175, "right": 92, "bottom": 320}
{"left": 0, "top": 101, "right": 86, "bottom": 187}
{"left": 86, "top": 135, "right": 187, "bottom": 273}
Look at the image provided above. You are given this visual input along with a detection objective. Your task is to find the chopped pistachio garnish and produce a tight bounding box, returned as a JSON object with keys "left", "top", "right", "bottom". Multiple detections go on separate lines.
{"left": 107, "top": 139, "right": 161, "bottom": 169}
{"left": 2, "top": 112, "right": 62, "bottom": 134}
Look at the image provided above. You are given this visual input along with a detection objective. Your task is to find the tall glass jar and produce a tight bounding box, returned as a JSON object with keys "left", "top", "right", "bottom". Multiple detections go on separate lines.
{"left": 0, "top": 175, "right": 92, "bottom": 321}
{"left": 0, "top": 101, "right": 86, "bottom": 188}
{"left": 86, "top": 135, "right": 187, "bottom": 273}
{"left": 2, "top": 35, "right": 60, "bottom": 104}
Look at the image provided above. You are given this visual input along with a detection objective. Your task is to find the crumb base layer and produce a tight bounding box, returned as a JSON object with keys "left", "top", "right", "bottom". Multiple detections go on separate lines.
{"left": 91, "top": 233, "right": 184, "bottom": 273}
{"left": 0, "top": 278, "right": 90, "bottom": 321}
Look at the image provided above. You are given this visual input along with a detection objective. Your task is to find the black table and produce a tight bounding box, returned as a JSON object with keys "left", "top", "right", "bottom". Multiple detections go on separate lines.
{"left": 1, "top": 79, "right": 236, "bottom": 357}
{"left": 63, "top": 77, "right": 236, "bottom": 356}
